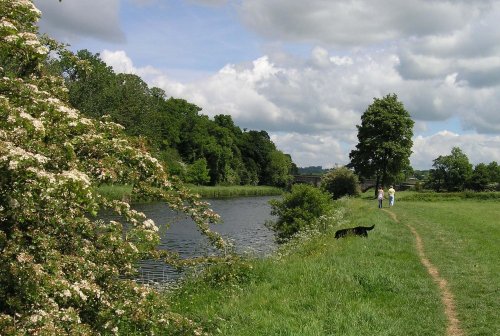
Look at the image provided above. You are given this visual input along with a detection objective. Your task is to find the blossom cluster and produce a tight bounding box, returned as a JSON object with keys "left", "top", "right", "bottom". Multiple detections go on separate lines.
{"left": 0, "top": 0, "right": 223, "bottom": 334}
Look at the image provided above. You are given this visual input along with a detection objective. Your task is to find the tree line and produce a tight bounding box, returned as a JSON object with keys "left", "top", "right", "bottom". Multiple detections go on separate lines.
{"left": 426, "top": 147, "right": 500, "bottom": 192}
{"left": 48, "top": 50, "right": 297, "bottom": 187}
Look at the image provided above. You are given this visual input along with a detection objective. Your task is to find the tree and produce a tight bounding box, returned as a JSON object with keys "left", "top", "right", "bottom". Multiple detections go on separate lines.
{"left": 266, "top": 150, "right": 293, "bottom": 188}
{"left": 468, "top": 163, "right": 490, "bottom": 191}
{"left": 321, "top": 167, "right": 361, "bottom": 199}
{"left": 349, "top": 94, "right": 414, "bottom": 196}
{"left": 0, "top": 1, "right": 225, "bottom": 334}
{"left": 427, "top": 147, "right": 473, "bottom": 191}
{"left": 186, "top": 158, "right": 211, "bottom": 185}
{"left": 240, "top": 130, "right": 277, "bottom": 185}
{"left": 486, "top": 161, "right": 500, "bottom": 184}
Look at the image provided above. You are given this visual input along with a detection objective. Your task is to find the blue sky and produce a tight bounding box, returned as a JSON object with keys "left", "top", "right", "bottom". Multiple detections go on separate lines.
{"left": 34, "top": 0, "right": 500, "bottom": 169}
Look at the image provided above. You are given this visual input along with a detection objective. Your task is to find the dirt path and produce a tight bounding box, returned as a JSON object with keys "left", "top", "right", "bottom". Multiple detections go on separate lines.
{"left": 382, "top": 209, "right": 464, "bottom": 336}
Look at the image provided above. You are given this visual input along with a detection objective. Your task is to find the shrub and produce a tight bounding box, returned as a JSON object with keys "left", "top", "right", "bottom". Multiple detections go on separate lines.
{"left": 268, "top": 184, "right": 332, "bottom": 241}
{"left": 320, "top": 167, "right": 361, "bottom": 199}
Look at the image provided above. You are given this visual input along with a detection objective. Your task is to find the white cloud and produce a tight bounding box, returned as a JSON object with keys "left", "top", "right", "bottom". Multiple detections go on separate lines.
{"left": 187, "top": 0, "right": 228, "bottom": 6}
{"left": 101, "top": 50, "right": 135, "bottom": 74}
{"left": 238, "top": 0, "right": 494, "bottom": 47}
{"left": 411, "top": 131, "right": 500, "bottom": 169}
{"left": 102, "top": 48, "right": 500, "bottom": 168}
{"left": 270, "top": 132, "right": 349, "bottom": 169}
{"left": 36, "top": 0, "right": 500, "bottom": 169}
{"left": 34, "top": 0, "right": 125, "bottom": 43}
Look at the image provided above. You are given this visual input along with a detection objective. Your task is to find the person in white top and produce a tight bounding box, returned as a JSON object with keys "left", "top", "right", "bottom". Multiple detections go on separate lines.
{"left": 377, "top": 186, "right": 384, "bottom": 208}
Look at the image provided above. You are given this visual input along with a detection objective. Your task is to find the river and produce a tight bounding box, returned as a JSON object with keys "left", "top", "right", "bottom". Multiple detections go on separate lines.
{"left": 101, "top": 196, "right": 279, "bottom": 284}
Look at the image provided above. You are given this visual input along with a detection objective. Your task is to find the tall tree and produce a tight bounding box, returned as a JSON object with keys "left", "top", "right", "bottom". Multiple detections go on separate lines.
{"left": 349, "top": 94, "right": 414, "bottom": 195}
{"left": 427, "top": 147, "right": 473, "bottom": 191}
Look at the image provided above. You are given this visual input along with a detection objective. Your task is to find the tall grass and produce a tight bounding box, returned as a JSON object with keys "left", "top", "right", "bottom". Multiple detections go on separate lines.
{"left": 96, "top": 184, "right": 283, "bottom": 202}
{"left": 187, "top": 185, "right": 283, "bottom": 198}
{"left": 96, "top": 184, "right": 133, "bottom": 201}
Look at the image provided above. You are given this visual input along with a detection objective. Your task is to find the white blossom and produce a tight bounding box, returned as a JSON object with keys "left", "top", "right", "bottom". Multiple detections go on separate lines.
{"left": 60, "top": 169, "right": 91, "bottom": 186}
{"left": 0, "top": 20, "right": 17, "bottom": 30}
{"left": 142, "top": 219, "right": 159, "bottom": 232}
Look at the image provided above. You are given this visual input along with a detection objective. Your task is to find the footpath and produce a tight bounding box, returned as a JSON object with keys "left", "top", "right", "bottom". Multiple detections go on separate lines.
{"left": 383, "top": 209, "right": 464, "bottom": 336}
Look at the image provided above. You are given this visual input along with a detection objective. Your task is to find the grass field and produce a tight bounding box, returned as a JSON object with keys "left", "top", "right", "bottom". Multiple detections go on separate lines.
{"left": 392, "top": 200, "right": 500, "bottom": 336}
{"left": 166, "top": 195, "right": 499, "bottom": 335}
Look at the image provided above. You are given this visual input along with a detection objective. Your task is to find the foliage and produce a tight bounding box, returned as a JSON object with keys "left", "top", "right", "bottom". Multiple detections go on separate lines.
{"left": 268, "top": 184, "right": 332, "bottom": 241}
{"left": 0, "top": 1, "right": 226, "bottom": 334}
{"left": 199, "top": 256, "right": 257, "bottom": 288}
{"left": 265, "top": 150, "right": 293, "bottom": 187}
{"left": 297, "top": 166, "right": 328, "bottom": 175}
{"left": 52, "top": 50, "right": 294, "bottom": 187}
{"left": 320, "top": 167, "right": 361, "bottom": 199}
{"left": 486, "top": 161, "right": 500, "bottom": 183}
{"left": 349, "top": 93, "right": 414, "bottom": 194}
{"left": 427, "top": 147, "right": 473, "bottom": 192}
{"left": 185, "top": 158, "right": 211, "bottom": 186}
{"left": 467, "top": 163, "right": 490, "bottom": 191}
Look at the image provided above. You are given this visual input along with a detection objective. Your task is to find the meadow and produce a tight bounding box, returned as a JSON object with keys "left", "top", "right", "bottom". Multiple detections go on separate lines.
{"left": 167, "top": 195, "right": 499, "bottom": 335}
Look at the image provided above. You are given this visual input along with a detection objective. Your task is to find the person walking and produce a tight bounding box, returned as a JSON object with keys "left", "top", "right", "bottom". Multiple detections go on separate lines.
{"left": 377, "top": 186, "right": 384, "bottom": 208}
{"left": 388, "top": 185, "right": 396, "bottom": 206}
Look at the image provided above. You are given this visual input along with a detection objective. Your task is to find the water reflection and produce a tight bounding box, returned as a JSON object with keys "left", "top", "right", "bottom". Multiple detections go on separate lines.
{"left": 101, "top": 196, "right": 279, "bottom": 284}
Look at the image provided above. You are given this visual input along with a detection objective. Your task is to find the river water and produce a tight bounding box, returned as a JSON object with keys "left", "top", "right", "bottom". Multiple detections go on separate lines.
{"left": 102, "top": 196, "right": 279, "bottom": 284}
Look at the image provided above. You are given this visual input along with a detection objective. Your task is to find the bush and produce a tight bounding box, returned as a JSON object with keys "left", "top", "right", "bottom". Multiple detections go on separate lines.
{"left": 268, "top": 184, "right": 332, "bottom": 241}
{"left": 0, "top": 2, "right": 224, "bottom": 334}
{"left": 320, "top": 167, "right": 361, "bottom": 199}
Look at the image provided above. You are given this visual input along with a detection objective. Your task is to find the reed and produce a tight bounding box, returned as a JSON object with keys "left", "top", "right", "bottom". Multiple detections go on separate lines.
{"left": 96, "top": 184, "right": 133, "bottom": 201}
{"left": 188, "top": 185, "right": 283, "bottom": 198}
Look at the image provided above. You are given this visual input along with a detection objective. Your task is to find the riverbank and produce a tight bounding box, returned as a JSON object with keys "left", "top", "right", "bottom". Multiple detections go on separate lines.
{"left": 96, "top": 184, "right": 283, "bottom": 201}
{"left": 188, "top": 185, "right": 282, "bottom": 198}
{"left": 165, "top": 196, "right": 499, "bottom": 335}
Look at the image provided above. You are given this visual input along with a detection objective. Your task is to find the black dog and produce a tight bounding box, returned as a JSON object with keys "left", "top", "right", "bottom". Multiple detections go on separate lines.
{"left": 335, "top": 225, "right": 375, "bottom": 239}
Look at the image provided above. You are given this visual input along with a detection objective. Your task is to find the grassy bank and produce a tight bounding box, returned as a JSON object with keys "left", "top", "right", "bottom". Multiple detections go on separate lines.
{"left": 166, "top": 196, "right": 499, "bottom": 335}
{"left": 96, "top": 184, "right": 133, "bottom": 201}
{"left": 187, "top": 185, "right": 283, "bottom": 198}
{"left": 96, "top": 184, "right": 282, "bottom": 201}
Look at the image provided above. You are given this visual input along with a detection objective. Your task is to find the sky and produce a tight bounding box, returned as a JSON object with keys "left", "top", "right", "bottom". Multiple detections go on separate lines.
{"left": 34, "top": 0, "right": 500, "bottom": 169}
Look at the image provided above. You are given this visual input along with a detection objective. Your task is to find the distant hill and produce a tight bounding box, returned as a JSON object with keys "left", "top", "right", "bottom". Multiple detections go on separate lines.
{"left": 297, "top": 166, "right": 329, "bottom": 175}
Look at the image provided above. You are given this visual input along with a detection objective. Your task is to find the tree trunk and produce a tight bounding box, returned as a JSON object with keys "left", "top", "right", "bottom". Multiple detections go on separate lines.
{"left": 374, "top": 175, "right": 381, "bottom": 198}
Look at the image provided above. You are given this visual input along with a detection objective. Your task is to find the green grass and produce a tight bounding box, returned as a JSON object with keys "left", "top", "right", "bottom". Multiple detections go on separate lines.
{"left": 187, "top": 185, "right": 283, "bottom": 198}
{"left": 96, "top": 184, "right": 133, "bottom": 201}
{"left": 96, "top": 184, "right": 283, "bottom": 202}
{"left": 391, "top": 200, "right": 500, "bottom": 336}
{"left": 165, "top": 195, "right": 499, "bottom": 335}
{"left": 169, "top": 197, "right": 491, "bottom": 335}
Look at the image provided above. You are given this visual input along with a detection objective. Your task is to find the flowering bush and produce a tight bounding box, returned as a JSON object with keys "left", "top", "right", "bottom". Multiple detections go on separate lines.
{"left": 0, "top": 1, "right": 226, "bottom": 334}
